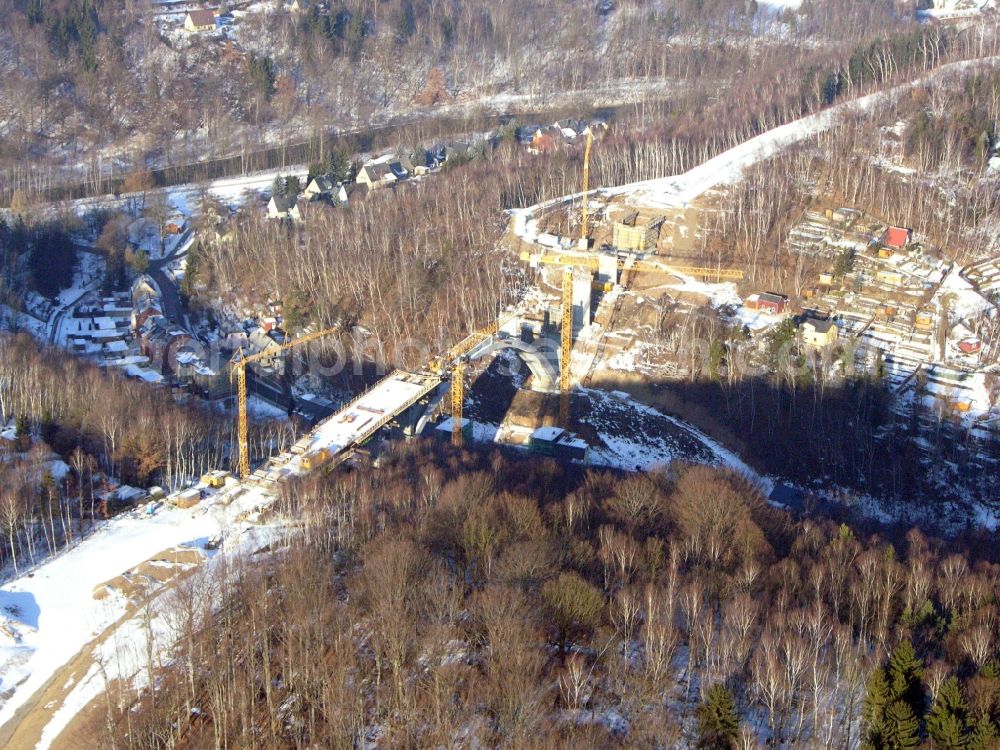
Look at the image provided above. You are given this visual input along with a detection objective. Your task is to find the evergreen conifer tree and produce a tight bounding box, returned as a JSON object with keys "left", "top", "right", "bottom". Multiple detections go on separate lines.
{"left": 885, "top": 700, "right": 921, "bottom": 750}
{"left": 927, "top": 677, "right": 971, "bottom": 750}
{"left": 696, "top": 684, "right": 740, "bottom": 750}
{"left": 888, "top": 640, "right": 925, "bottom": 715}
{"left": 863, "top": 667, "right": 892, "bottom": 747}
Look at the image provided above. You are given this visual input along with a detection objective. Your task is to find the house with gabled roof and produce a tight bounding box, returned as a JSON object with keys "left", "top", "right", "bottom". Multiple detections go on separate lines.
{"left": 338, "top": 182, "right": 368, "bottom": 204}
{"left": 357, "top": 156, "right": 414, "bottom": 188}
{"left": 184, "top": 10, "right": 217, "bottom": 32}
{"left": 882, "top": 226, "right": 911, "bottom": 252}
{"left": 303, "top": 175, "right": 335, "bottom": 200}
{"left": 801, "top": 318, "right": 839, "bottom": 347}
{"left": 356, "top": 163, "right": 394, "bottom": 187}
{"left": 267, "top": 194, "right": 301, "bottom": 221}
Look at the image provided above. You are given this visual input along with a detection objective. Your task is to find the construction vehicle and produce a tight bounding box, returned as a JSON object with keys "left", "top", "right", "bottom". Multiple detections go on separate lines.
{"left": 229, "top": 326, "right": 338, "bottom": 479}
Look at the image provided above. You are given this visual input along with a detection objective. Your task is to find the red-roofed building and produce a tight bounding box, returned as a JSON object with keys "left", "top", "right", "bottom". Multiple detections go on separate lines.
{"left": 529, "top": 131, "right": 557, "bottom": 154}
{"left": 883, "top": 226, "right": 910, "bottom": 250}
{"left": 959, "top": 338, "right": 982, "bottom": 354}
{"left": 746, "top": 292, "right": 788, "bottom": 315}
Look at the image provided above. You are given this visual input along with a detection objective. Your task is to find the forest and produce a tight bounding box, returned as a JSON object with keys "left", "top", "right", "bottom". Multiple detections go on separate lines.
{"left": 0, "top": 0, "right": 984, "bottom": 202}
{"left": 88, "top": 443, "right": 1000, "bottom": 748}
{"left": 0, "top": 334, "right": 296, "bottom": 572}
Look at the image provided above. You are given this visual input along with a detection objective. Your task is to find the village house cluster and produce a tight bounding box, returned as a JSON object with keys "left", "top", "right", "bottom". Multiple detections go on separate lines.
{"left": 736, "top": 207, "right": 999, "bottom": 432}
{"left": 264, "top": 140, "right": 476, "bottom": 222}
{"left": 521, "top": 119, "right": 607, "bottom": 154}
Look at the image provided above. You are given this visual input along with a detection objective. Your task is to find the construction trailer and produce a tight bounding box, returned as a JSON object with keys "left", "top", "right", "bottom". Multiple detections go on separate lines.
{"left": 528, "top": 426, "right": 589, "bottom": 463}
{"left": 200, "top": 469, "right": 230, "bottom": 488}
{"left": 300, "top": 448, "right": 332, "bottom": 472}
{"left": 436, "top": 417, "right": 472, "bottom": 442}
{"left": 612, "top": 212, "right": 665, "bottom": 253}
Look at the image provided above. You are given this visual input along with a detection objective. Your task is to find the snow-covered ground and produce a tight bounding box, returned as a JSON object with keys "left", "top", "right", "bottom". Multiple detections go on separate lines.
{"left": 0, "top": 482, "right": 278, "bottom": 749}
{"left": 581, "top": 389, "right": 773, "bottom": 493}
{"left": 918, "top": 0, "right": 995, "bottom": 20}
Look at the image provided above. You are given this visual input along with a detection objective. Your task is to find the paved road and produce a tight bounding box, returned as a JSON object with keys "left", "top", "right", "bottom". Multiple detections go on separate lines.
{"left": 146, "top": 228, "right": 193, "bottom": 325}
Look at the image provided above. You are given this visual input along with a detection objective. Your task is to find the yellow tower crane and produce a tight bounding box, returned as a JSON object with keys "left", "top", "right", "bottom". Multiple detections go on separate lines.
{"left": 559, "top": 267, "right": 574, "bottom": 425}
{"left": 229, "top": 326, "right": 338, "bottom": 478}
{"left": 579, "top": 129, "right": 593, "bottom": 248}
{"left": 520, "top": 250, "right": 745, "bottom": 282}
{"left": 451, "top": 359, "right": 466, "bottom": 446}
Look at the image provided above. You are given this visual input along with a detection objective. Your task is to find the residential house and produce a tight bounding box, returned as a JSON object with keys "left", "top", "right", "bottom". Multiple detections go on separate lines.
{"left": 528, "top": 128, "right": 560, "bottom": 154}
{"left": 428, "top": 141, "right": 469, "bottom": 168}
{"left": 248, "top": 327, "right": 288, "bottom": 373}
{"left": 267, "top": 194, "right": 301, "bottom": 221}
{"left": 882, "top": 225, "right": 911, "bottom": 252}
{"left": 138, "top": 317, "right": 193, "bottom": 374}
{"left": 184, "top": 10, "right": 217, "bottom": 32}
{"left": 516, "top": 124, "right": 542, "bottom": 145}
{"left": 556, "top": 119, "right": 585, "bottom": 140}
{"left": 337, "top": 182, "right": 368, "bottom": 204}
{"left": 220, "top": 330, "right": 249, "bottom": 357}
{"left": 164, "top": 213, "right": 186, "bottom": 234}
{"left": 746, "top": 292, "right": 788, "bottom": 315}
{"left": 303, "top": 175, "right": 335, "bottom": 200}
{"left": 356, "top": 162, "right": 394, "bottom": 188}
{"left": 959, "top": 338, "right": 982, "bottom": 355}
{"left": 801, "top": 318, "right": 839, "bottom": 347}
{"left": 914, "top": 310, "right": 935, "bottom": 331}
{"left": 876, "top": 269, "right": 905, "bottom": 287}
{"left": 389, "top": 156, "right": 414, "bottom": 181}
{"left": 132, "top": 300, "right": 163, "bottom": 335}
{"left": 757, "top": 293, "right": 788, "bottom": 315}
{"left": 175, "top": 346, "right": 231, "bottom": 399}
{"left": 131, "top": 275, "right": 159, "bottom": 307}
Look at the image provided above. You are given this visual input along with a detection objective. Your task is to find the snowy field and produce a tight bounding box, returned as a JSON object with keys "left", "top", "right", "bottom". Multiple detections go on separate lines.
{"left": 0, "top": 483, "right": 278, "bottom": 748}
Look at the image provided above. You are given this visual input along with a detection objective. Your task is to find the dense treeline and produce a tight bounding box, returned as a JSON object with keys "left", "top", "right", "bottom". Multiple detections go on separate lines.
{"left": 96, "top": 445, "right": 1000, "bottom": 748}
{"left": 0, "top": 216, "right": 78, "bottom": 298}
{"left": 198, "top": 142, "right": 567, "bottom": 356}
{"left": 1, "top": 0, "right": 992, "bottom": 201}
{"left": 1, "top": 333, "right": 305, "bottom": 488}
